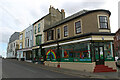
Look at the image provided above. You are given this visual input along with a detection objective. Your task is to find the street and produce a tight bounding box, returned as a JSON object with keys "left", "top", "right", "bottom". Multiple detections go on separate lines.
{"left": 2, "top": 59, "right": 77, "bottom": 78}
{"left": 2, "top": 59, "right": 120, "bottom": 80}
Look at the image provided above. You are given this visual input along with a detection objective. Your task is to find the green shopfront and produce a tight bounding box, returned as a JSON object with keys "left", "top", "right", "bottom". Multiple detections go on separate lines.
{"left": 43, "top": 41, "right": 114, "bottom": 65}
{"left": 41, "top": 33, "right": 116, "bottom": 72}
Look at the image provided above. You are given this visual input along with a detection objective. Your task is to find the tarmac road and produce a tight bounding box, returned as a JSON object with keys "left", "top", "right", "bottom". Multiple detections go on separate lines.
{"left": 2, "top": 59, "right": 120, "bottom": 80}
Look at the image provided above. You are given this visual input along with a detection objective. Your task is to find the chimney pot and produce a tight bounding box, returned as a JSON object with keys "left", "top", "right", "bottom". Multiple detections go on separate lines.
{"left": 61, "top": 9, "right": 64, "bottom": 12}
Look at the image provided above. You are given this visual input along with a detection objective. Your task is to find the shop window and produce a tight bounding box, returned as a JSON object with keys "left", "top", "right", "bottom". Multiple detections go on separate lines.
{"left": 99, "top": 16, "right": 108, "bottom": 29}
{"left": 75, "top": 21, "right": 81, "bottom": 34}
{"left": 60, "top": 42, "right": 91, "bottom": 62}
{"left": 45, "top": 47, "right": 57, "bottom": 61}
{"left": 104, "top": 42, "right": 113, "bottom": 59}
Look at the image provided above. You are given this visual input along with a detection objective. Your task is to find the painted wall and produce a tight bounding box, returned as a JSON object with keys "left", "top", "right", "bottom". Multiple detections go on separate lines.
{"left": 33, "top": 19, "right": 44, "bottom": 46}
{"left": 44, "top": 11, "right": 111, "bottom": 43}
{"left": 25, "top": 25, "right": 33, "bottom": 48}
{"left": 7, "top": 40, "right": 19, "bottom": 58}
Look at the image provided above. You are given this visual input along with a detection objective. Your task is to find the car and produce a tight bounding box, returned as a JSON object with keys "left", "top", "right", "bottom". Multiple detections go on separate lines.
{"left": 0, "top": 55, "right": 2, "bottom": 58}
{"left": 116, "top": 57, "right": 120, "bottom": 67}
{"left": 115, "top": 56, "right": 118, "bottom": 62}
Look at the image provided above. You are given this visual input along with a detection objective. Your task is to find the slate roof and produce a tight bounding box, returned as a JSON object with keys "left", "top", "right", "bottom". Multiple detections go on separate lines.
{"left": 44, "top": 9, "right": 111, "bottom": 31}
{"left": 9, "top": 32, "right": 20, "bottom": 43}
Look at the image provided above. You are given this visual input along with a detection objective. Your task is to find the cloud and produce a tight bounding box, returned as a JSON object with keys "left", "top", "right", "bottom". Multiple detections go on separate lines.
{"left": 61, "top": 1, "right": 106, "bottom": 16}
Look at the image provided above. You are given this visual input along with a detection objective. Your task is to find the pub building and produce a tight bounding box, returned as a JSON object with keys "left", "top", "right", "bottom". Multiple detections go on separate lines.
{"left": 40, "top": 9, "right": 117, "bottom": 72}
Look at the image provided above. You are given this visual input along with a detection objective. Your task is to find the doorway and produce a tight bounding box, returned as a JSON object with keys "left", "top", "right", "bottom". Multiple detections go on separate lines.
{"left": 94, "top": 46, "right": 104, "bottom": 65}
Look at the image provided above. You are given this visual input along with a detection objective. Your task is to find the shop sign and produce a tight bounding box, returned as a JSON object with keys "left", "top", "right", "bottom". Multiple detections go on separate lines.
{"left": 79, "top": 59, "right": 91, "bottom": 61}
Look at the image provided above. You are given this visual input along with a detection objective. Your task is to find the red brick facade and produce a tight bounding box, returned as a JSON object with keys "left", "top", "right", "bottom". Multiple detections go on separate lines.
{"left": 114, "top": 28, "right": 120, "bottom": 57}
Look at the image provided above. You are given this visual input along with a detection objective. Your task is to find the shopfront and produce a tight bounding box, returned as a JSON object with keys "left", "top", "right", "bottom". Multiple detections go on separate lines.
{"left": 42, "top": 34, "right": 116, "bottom": 72}
{"left": 43, "top": 41, "right": 114, "bottom": 63}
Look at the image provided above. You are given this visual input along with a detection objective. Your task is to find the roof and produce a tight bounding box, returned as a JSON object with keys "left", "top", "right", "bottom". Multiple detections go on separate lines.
{"left": 44, "top": 9, "right": 111, "bottom": 31}
{"left": 32, "top": 13, "right": 50, "bottom": 25}
{"left": 9, "top": 32, "right": 20, "bottom": 43}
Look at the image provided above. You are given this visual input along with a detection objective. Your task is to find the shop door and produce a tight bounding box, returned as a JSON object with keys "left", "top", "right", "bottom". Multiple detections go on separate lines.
{"left": 95, "top": 46, "right": 104, "bottom": 65}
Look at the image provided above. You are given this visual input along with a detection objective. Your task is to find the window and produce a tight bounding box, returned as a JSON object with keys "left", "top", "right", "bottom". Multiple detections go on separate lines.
{"left": 47, "top": 30, "right": 54, "bottom": 41}
{"left": 57, "top": 28, "right": 60, "bottom": 39}
{"left": 75, "top": 21, "right": 81, "bottom": 34}
{"left": 99, "top": 16, "right": 108, "bottom": 29}
{"left": 20, "top": 42, "right": 22, "bottom": 49}
{"left": 35, "top": 26, "right": 37, "bottom": 34}
{"left": 36, "top": 35, "right": 42, "bottom": 46}
{"left": 14, "top": 43, "right": 15, "bottom": 47}
{"left": 27, "top": 39, "right": 29, "bottom": 47}
{"left": 64, "top": 26, "right": 68, "bottom": 37}
{"left": 38, "top": 23, "right": 40, "bottom": 32}
{"left": 20, "top": 34, "right": 23, "bottom": 40}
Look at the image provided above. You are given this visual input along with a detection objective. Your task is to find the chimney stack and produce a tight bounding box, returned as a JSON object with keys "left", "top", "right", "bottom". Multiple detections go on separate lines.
{"left": 61, "top": 9, "right": 65, "bottom": 19}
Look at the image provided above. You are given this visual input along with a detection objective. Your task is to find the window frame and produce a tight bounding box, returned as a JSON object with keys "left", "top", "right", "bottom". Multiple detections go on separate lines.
{"left": 75, "top": 21, "right": 81, "bottom": 34}
{"left": 38, "top": 23, "right": 40, "bottom": 32}
{"left": 57, "top": 28, "right": 60, "bottom": 39}
{"left": 36, "top": 35, "right": 42, "bottom": 46}
{"left": 47, "top": 30, "right": 54, "bottom": 41}
{"left": 64, "top": 26, "right": 68, "bottom": 37}
{"left": 35, "top": 26, "right": 37, "bottom": 34}
{"left": 99, "top": 16, "right": 108, "bottom": 29}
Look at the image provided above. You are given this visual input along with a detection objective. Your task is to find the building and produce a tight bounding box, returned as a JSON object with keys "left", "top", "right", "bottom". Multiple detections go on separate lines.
{"left": 17, "top": 30, "right": 25, "bottom": 61}
{"left": 24, "top": 25, "right": 33, "bottom": 60}
{"left": 41, "top": 9, "right": 117, "bottom": 72}
{"left": 114, "top": 28, "right": 120, "bottom": 57}
{"left": 32, "top": 6, "right": 65, "bottom": 62}
{"left": 7, "top": 32, "right": 19, "bottom": 58}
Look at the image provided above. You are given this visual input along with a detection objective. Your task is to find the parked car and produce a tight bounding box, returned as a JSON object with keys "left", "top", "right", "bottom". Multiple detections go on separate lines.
{"left": 0, "top": 55, "right": 2, "bottom": 58}
{"left": 116, "top": 57, "right": 120, "bottom": 67}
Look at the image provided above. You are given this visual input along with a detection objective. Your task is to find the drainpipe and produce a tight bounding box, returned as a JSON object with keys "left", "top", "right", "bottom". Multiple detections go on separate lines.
{"left": 57, "top": 41, "right": 60, "bottom": 68}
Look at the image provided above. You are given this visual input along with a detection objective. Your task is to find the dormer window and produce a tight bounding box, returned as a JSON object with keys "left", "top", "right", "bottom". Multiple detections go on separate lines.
{"left": 99, "top": 16, "right": 108, "bottom": 29}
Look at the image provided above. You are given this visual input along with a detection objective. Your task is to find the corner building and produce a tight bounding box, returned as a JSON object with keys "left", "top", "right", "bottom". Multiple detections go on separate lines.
{"left": 42, "top": 9, "right": 117, "bottom": 72}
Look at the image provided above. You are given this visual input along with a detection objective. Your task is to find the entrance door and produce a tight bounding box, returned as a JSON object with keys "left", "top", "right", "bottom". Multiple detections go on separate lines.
{"left": 95, "top": 46, "right": 104, "bottom": 65}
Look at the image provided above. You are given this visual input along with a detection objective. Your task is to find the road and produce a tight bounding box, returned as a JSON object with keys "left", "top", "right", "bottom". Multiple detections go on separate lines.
{"left": 2, "top": 59, "right": 120, "bottom": 80}
{"left": 2, "top": 59, "right": 78, "bottom": 78}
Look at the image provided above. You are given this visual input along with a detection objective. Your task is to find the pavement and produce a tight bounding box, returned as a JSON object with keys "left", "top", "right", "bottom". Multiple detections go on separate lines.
{"left": 2, "top": 59, "right": 120, "bottom": 80}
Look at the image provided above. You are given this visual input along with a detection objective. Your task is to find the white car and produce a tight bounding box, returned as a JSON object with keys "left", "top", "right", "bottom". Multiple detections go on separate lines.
{"left": 116, "top": 57, "right": 120, "bottom": 67}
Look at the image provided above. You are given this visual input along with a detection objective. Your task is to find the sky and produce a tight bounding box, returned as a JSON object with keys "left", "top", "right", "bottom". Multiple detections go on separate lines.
{"left": 0, "top": 0, "right": 119, "bottom": 58}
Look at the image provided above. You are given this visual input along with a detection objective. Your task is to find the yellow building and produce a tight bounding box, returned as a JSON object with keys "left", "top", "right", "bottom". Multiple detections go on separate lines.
{"left": 17, "top": 30, "right": 25, "bottom": 61}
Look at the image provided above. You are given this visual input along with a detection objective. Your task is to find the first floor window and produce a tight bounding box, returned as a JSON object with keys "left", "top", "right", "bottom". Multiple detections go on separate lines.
{"left": 47, "top": 30, "right": 54, "bottom": 41}
{"left": 57, "top": 28, "right": 60, "bottom": 39}
{"left": 99, "top": 16, "right": 108, "bottom": 29}
{"left": 20, "top": 42, "right": 22, "bottom": 49}
{"left": 38, "top": 23, "right": 40, "bottom": 32}
{"left": 64, "top": 26, "right": 68, "bottom": 37}
{"left": 36, "top": 35, "right": 42, "bottom": 46}
{"left": 75, "top": 21, "right": 81, "bottom": 34}
{"left": 35, "top": 26, "right": 37, "bottom": 34}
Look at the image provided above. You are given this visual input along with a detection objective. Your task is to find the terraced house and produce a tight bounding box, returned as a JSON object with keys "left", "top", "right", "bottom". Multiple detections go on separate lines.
{"left": 7, "top": 32, "right": 19, "bottom": 58}
{"left": 17, "top": 30, "right": 25, "bottom": 61}
{"left": 114, "top": 28, "right": 120, "bottom": 57}
{"left": 41, "top": 9, "right": 117, "bottom": 72}
{"left": 32, "top": 6, "right": 65, "bottom": 62}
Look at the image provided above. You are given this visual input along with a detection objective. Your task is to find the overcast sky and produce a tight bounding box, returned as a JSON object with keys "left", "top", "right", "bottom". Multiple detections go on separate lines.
{"left": 0, "top": 0, "right": 119, "bottom": 57}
